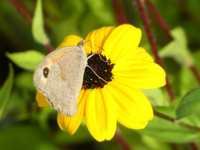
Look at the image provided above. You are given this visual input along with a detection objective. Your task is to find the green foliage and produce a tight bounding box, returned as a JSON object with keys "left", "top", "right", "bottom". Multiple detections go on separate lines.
{"left": 1, "top": 0, "right": 200, "bottom": 149}
{"left": 0, "top": 64, "right": 14, "bottom": 119}
{"left": 121, "top": 128, "right": 171, "bottom": 150}
{"left": 15, "top": 72, "right": 34, "bottom": 91}
{"left": 0, "top": 124, "right": 57, "bottom": 150}
{"left": 32, "top": 0, "right": 49, "bottom": 45}
{"left": 179, "top": 68, "right": 199, "bottom": 96}
{"left": 143, "top": 89, "right": 169, "bottom": 106}
{"left": 7, "top": 50, "right": 44, "bottom": 71}
{"left": 160, "top": 27, "right": 193, "bottom": 67}
{"left": 141, "top": 117, "right": 200, "bottom": 143}
{"left": 176, "top": 88, "right": 200, "bottom": 119}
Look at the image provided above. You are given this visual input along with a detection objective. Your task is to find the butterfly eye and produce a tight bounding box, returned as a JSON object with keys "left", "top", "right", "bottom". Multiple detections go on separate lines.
{"left": 43, "top": 67, "right": 49, "bottom": 78}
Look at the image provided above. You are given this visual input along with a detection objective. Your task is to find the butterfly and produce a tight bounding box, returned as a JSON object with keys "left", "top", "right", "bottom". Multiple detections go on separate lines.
{"left": 33, "top": 41, "right": 88, "bottom": 116}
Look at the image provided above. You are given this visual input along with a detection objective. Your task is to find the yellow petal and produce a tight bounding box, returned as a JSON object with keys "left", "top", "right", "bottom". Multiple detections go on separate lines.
{"left": 113, "top": 47, "right": 166, "bottom": 89}
{"left": 109, "top": 80, "right": 153, "bottom": 129}
{"left": 84, "top": 27, "right": 114, "bottom": 55}
{"left": 85, "top": 88, "right": 117, "bottom": 141}
{"left": 103, "top": 24, "right": 142, "bottom": 63}
{"left": 58, "top": 35, "right": 82, "bottom": 48}
{"left": 36, "top": 91, "right": 49, "bottom": 107}
{"left": 57, "top": 90, "right": 87, "bottom": 134}
{"left": 101, "top": 84, "right": 117, "bottom": 140}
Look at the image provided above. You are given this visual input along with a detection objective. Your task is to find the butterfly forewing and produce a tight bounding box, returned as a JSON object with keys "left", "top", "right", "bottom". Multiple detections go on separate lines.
{"left": 34, "top": 46, "right": 87, "bottom": 116}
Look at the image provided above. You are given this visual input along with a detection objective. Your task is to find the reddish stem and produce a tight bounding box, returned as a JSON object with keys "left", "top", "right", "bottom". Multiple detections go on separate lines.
{"left": 44, "top": 43, "right": 54, "bottom": 53}
{"left": 154, "top": 109, "right": 175, "bottom": 122}
{"left": 190, "top": 143, "right": 199, "bottom": 150}
{"left": 145, "top": 0, "right": 200, "bottom": 87}
{"left": 134, "top": 1, "right": 199, "bottom": 149}
{"left": 165, "top": 79, "right": 175, "bottom": 100}
{"left": 114, "top": 131, "right": 131, "bottom": 150}
{"left": 112, "top": 0, "right": 128, "bottom": 24}
{"left": 145, "top": 0, "right": 172, "bottom": 40}
{"left": 135, "top": 0, "right": 161, "bottom": 64}
{"left": 144, "top": 0, "right": 200, "bottom": 96}
{"left": 134, "top": 0, "right": 175, "bottom": 100}
{"left": 111, "top": 1, "right": 133, "bottom": 149}
{"left": 9, "top": 0, "right": 32, "bottom": 24}
{"left": 189, "top": 65, "right": 200, "bottom": 84}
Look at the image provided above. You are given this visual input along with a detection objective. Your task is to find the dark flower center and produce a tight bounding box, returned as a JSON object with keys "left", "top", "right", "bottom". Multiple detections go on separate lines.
{"left": 82, "top": 53, "right": 114, "bottom": 89}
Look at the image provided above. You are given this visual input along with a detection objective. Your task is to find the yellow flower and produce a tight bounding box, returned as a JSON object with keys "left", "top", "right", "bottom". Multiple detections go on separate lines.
{"left": 36, "top": 24, "right": 166, "bottom": 141}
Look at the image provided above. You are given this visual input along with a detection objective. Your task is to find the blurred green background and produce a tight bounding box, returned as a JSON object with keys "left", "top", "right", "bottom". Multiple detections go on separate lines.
{"left": 1, "top": 0, "right": 200, "bottom": 150}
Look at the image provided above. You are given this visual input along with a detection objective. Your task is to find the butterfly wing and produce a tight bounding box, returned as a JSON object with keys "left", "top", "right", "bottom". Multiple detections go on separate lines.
{"left": 43, "top": 46, "right": 87, "bottom": 116}
{"left": 57, "top": 46, "right": 87, "bottom": 115}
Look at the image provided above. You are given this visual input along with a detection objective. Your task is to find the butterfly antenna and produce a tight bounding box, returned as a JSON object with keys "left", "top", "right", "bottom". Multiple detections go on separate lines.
{"left": 87, "top": 53, "right": 108, "bottom": 64}
{"left": 86, "top": 65, "right": 108, "bottom": 83}
{"left": 87, "top": 53, "right": 95, "bottom": 60}
{"left": 99, "top": 54, "right": 108, "bottom": 63}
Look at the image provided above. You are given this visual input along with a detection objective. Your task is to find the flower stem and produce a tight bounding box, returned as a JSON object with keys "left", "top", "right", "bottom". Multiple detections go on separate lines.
{"left": 144, "top": 0, "right": 200, "bottom": 87}
{"left": 9, "top": 0, "right": 32, "bottom": 24}
{"left": 134, "top": 0, "right": 175, "bottom": 100}
{"left": 189, "top": 65, "right": 200, "bottom": 85}
{"left": 189, "top": 143, "right": 199, "bottom": 150}
{"left": 145, "top": 1, "right": 200, "bottom": 148}
{"left": 155, "top": 110, "right": 200, "bottom": 150}
{"left": 112, "top": 0, "right": 128, "bottom": 24}
{"left": 44, "top": 43, "right": 54, "bottom": 54}
{"left": 9, "top": 0, "right": 54, "bottom": 52}
{"left": 145, "top": 0, "right": 172, "bottom": 40}
{"left": 154, "top": 110, "right": 200, "bottom": 132}
{"left": 114, "top": 130, "right": 131, "bottom": 150}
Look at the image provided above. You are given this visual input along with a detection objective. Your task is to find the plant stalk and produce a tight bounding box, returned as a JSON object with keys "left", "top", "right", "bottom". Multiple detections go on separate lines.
{"left": 112, "top": 0, "right": 128, "bottom": 24}
{"left": 134, "top": 0, "right": 175, "bottom": 100}
{"left": 145, "top": 0, "right": 172, "bottom": 40}
{"left": 189, "top": 65, "right": 200, "bottom": 85}
{"left": 154, "top": 110, "right": 200, "bottom": 132}
{"left": 114, "top": 130, "right": 131, "bottom": 150}
{"left": 145, "top": 0, "right": 200, "bottom": 86}
{"left": 9, "top": 0, "right": 32, "bottom": 24}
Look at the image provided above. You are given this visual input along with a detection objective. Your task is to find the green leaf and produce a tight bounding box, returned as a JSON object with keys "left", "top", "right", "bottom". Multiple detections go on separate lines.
{"left": 143, "top": 89, "right": 169, "bottom": 106}
{"left": 32, "top": 0, "right": 49, "bottom": 44}
{"left": 160, "top": 27, "right": 193, "bottom": 67}
{"left": 141, "top": 117, "right": 200, "bottom": 143}
{"left": 155, "top": 105, "right": 176, "bottom": 117}
{"left": 141, "top": 135, "right": 171, "bottom": 150}
{"left": 7, "top": 50, "right": 44, "bottom": 71}
{"left": 121, "top": 127, "right": 171, "bottom": 150}
{"left": 0, "top": 125, "right": 57, "bottom": 150}
{"left": 0, "top": 64, "right": 14, "bottom": 119}
{"left": 180, "top": 68, "right": 198, "bottom": 96}
{"left": 176, "top": 88, "right": 200, "bottom": 119}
